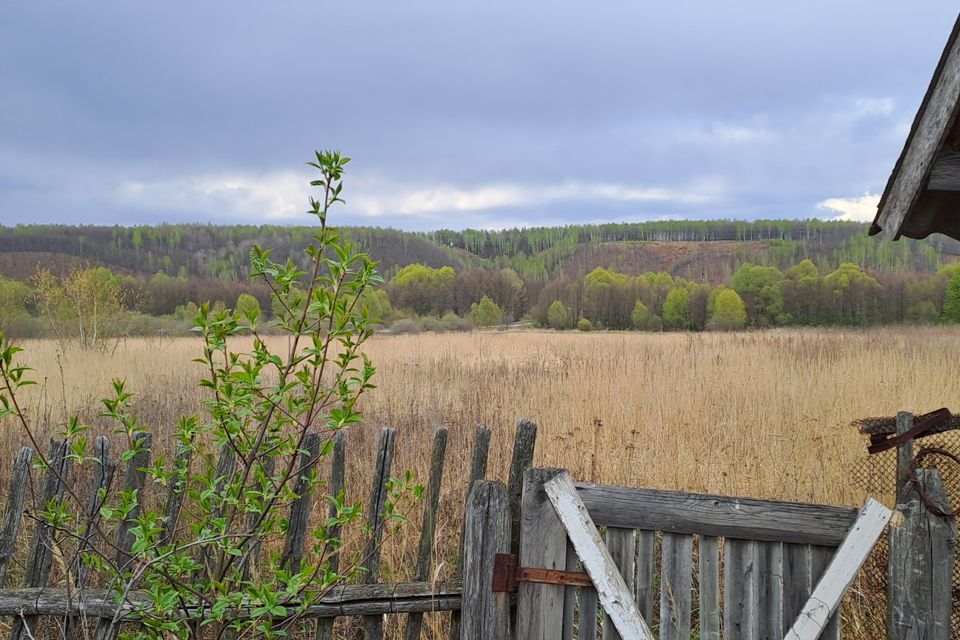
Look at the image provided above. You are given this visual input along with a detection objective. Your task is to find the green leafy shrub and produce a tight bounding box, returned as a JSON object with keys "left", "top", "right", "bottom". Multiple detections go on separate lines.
{"left": 0, "top": 151, "right": 422, "bottom": 639}
{"left": 630, "top": 300, "right": 662, "bottom": 331}
{"left": 388, "top": 317, "right": 422, "bottom": 334}
{"left": 546, "top": 299, "right": 571, "bottom": 329}
{"left": 440, "top": 311, "right": 474, "bottom": 331}
{"left": 470, "top": 295, "right": 504, "bottom": 327}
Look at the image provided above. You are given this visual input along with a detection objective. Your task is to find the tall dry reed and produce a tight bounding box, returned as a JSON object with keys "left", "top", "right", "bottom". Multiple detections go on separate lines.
{"left": 2, "top": 327, "right": 956, "bottom": 637}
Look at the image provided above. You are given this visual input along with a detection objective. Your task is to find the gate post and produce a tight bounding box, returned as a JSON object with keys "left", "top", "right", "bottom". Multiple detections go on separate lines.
{"left": 887, "top": 467, "right": 955, "bottom": 640}
{"left": 514, "top": 467, "right": 567, "bottom": 640}
{"left": 461, "top": 481, "right": 511, "bottom": 640}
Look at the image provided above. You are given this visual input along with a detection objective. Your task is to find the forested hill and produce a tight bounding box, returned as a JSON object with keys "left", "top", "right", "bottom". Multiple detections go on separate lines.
{"left": 4, "top": 219, "right": 960, "bottom": 336}
{"left": 0, "top": 220, "right": 955, "bottom": 284}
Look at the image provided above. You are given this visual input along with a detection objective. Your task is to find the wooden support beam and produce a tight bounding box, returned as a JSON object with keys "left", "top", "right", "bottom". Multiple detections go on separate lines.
{"left": 543, "top": 471, "right": 655, "bottom": 640}
{"left": 575, "top": 482, "right": 857, "bottom": 546}
{"left": 927, "top": 150, "right": 960, "bottom": 190}
{"left": 784, "top": 498, "right": 892, "bottom": 640}
{"left": 0, "top": 581, "right": 463, "bottom": 619}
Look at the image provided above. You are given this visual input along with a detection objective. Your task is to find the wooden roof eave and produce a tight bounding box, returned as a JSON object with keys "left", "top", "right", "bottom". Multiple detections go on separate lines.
{"left": 872, "top": 13, "right": 960, "bottom": 241}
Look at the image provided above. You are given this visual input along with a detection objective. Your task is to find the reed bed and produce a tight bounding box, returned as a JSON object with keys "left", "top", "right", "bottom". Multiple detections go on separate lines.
{"left": 2, "top": 327, "right": 957, "bottom": 637}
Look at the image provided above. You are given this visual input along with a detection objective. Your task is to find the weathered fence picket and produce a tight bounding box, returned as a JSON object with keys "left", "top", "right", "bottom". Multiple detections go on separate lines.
{"left": 633, "top": 530, "right": 655, "bottom": 623}
{"left": 12, "top": 439, "right": 70, "bottom": 640}
{"left": 316, "top": 429, "right": 346, "bottom": 640}
{"left": 404, "top": 427, "right": 449, "bottom": 640}
{"left": 602, "top": 528, "right": 635, "bottom": 640}
{"left": 0, "top": 447, "right": 32, "bottom": 586}
{"left": 507, "top": 420, "right": 537, "bottom": 557}
{"left": 115, "top": 432, "right": 152, "bottom": 572}
{"left": 757, "top": 541, "right": 783, "bottom": 639}
{"left": 722, "top": 538, "right": 757, "bottom": 640}
{"left": 515, "top": 467, "right": 567, "bottom": 640}
{"left": 460, "top": 480, "right": 510, "bottom": 640}
{"left": 449, "top": 425, "right": 491, "bottom": 640}
{"left": 561, "top": 541, "right": 578, "bottom": 640}
{"left": 659, "top": 532, "right": 692, "bottom": 640}
{"left": 781, "top": 543, "right": 809, "bottom": 637}
{"left": 160, "top": 442, "right": 189, "bottom": 548}
{"left": 698, "top": 535, "right": 720, "bottom": 640}
{"left": 95, "top": 432, "right": 151, "bottom": 640}
{"left": 66, "top": 436, "right": 114, "bottom": 640}
{"left": 362, "top": 427, "right": 397, "bottom": 640}
{"left": 888, "top": 468, "right": 954, "bottom": 640}
{"left": 284, "top": 431, "right": 321, "bottom": 574}
{"left": 809, "top": 545, "right": 840, "bottom": 640}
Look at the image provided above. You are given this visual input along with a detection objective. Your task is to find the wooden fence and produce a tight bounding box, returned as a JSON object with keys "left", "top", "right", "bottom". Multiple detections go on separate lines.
{"left": 454, "top": 416, "right": 954, "bottom": 639}
{"left": 0, "top": 420, "right": 538, "bottom": 639}
{"left": 0, "top": 410, "right": 953, "bottom": 639}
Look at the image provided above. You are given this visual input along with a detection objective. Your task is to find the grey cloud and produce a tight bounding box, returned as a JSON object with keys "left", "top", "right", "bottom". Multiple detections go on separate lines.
{"left": 0, "top": 1, "right": 958, "bottom": 228}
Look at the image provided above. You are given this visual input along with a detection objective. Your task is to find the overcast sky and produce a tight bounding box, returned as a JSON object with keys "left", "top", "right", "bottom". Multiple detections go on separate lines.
{"left": 1, "top": 2, "right": 957, "bottom": 230}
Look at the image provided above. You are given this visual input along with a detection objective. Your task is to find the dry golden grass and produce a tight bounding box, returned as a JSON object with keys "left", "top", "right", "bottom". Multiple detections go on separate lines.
{"left": 2, "top": 327, "right": 956, "bottom": 636}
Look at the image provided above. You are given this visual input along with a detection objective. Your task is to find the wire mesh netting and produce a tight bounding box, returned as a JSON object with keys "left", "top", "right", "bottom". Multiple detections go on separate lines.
{"left": 850, "top": 414, "right": 960, "bottom": 636}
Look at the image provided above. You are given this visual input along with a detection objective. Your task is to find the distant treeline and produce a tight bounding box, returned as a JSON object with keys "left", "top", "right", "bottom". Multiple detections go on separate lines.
{"left": 1, "top": 220, "right": 960, "bottom": 338}
{"left": 0, "top": 220, "right": 955, "bottom": 284}
{"left": 422, "top": 220, "right": 955, "bottom": 280}
{"left": 385, "top": 260, "right": 960, "bottom": 331}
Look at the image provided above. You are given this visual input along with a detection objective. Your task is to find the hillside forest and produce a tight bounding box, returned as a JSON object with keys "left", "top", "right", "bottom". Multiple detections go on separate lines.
{"left": 2, "top": 219, "right": 960, "bottom": 342}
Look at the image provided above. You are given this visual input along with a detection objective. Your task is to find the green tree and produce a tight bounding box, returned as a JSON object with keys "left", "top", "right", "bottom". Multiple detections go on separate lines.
{"left": 470, "top": 295, "right": 504, "bottom": 326}
{"left": 34, "top": 266, "right": 130, "bottom": 351}
{"left": 662, "top": 287, "right": 692, "bottom": 329}
{"left": 943, "top": 269, "right": 960, "bottom": 323}
{"left": 577, "top": 317, "right": 593, "bottom": 331}
{"left": 0, "top": 277, "right": 35, "bottom": 338}
{"left": 389, "top": 264, "right": 455, "bottom": 315}
{"left": 630, "top": 300, "right": 662, "bottom": 331}
{"left": 823, "top": 262, "right": 882, "bottom": 325}
{"left": 731, "top": 264, "right": 785, "bottom": 326}
{"left": 546, "top": 299, "right": 572, "bottom": 329}
{"left": 783, "top": 259, "right": 821, "bottom": 325}
{"left": 708, "top": 288, "right": 747, "bottom": 330}
{"left": 359, "top": 289, "right": 393, "bottom": 323}
{"left": 582, "top": 267, "right": 634, "bottom": 329}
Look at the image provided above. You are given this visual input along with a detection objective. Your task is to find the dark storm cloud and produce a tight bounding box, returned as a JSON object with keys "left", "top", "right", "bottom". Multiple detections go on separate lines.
{"left": 0, "top": 1, "right": 957, "bottom": 229}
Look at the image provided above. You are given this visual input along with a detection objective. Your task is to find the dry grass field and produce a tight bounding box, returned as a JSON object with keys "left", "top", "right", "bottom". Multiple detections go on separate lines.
{"left": 2, "top": 327, "right": 958, "bottom": 636}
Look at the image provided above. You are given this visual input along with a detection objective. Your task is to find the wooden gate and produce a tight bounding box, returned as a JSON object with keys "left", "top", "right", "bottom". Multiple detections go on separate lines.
{"left": 509, "top": 468, "right": 892, "bottom": 640}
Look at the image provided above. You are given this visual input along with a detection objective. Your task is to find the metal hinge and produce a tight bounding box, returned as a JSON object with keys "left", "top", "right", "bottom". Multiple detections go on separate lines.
{"left": 491, "top": 553, "right": 593, "bottom": 592}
